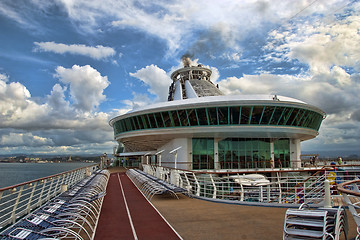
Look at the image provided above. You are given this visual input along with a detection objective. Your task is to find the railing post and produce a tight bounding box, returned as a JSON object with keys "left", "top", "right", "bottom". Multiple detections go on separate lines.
{"left": 277, "top": 172, "right": 282, "bottom": 203}
{"left": 86, "top": 167, "right": 91, "bottom": 177}
{"left": 156, "top": 166, "right": 161, "bottom": 179}
{"left": 64, "top": 172, "right": 70, "bottom": 187}
{"left": 11, "top": 186, "right": 24, "bottom": 224}
{"left": 45, "top": 178, "right": 54, "bottom": 202}
{"left": 26, "top": 182, "right": 37, "bottom": 214}
{"left": 53, "top": 176, "right": 61, "bottom": 197}
{"left": 61, "top": 184, "right": 68, "bottom": 193}
{"left": 170, "top": 169, "right": 179, "bottom": 186}
{"left": 0, "top": 191, "right": 3, "bottom": 203}
{"left": 237, "top": 173, "right": 244, "bottom": 201}
{"left": 68, "top": 171, "right": 75, "bottom": 187}
{"left": 324, "top": 179, "right": 332, "bottom": 208}
{"left": 183, "top": 173, "right": 191, "bottom": 193}
{"left": 192, "top": 173, "right": 200, "bottom": 196}
{"left": 209, "top": 174, "right": 217, "bottom": 199}
{"left": 38, "top": 179, "right": 47, "bottom": 206}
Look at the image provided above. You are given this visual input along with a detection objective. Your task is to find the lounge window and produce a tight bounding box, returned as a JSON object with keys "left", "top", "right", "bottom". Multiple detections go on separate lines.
{"left": 154, "top": 112, "right": 164, "bottom": 128}
{"left": 240, "top": 107, "right": 251, "bottom": 124}
{"left": 171, "top": 110, "right": 181, "bottom": 127}
{"left": 251, "top": 106, "right": 264, "bottom": 124}
{"left": 207, "top": 107, "right": 218, "bottom": 125}
{"left": 196, "top": 108, "right": 208, "bottom": 125}
{"left": 270, "top": 107, "right": 285, "bottom": 125}
{"left": 178, "top": 109, "right": 189, "bottom": 126}
{"left": 162, "top": 111, "right": 172, "bottom": 127}
{"left": 230, "top": 107, "right": 241, "bottom": 124}
{"left": 187, "top": 109, "right": 198, "bottom": 126}
{"left": 218, "top": 107, "right": 228, "bottom": 125}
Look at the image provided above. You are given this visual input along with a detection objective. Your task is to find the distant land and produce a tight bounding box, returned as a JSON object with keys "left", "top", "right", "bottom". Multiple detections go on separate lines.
{"left": 0, "top": 151, "right": 358, "bottom": 164}
{"left": 0, "top": 154, "right": 111, "bottom": 163}
{"left": 302, "top": 150, "right": 360, "bottom": 160}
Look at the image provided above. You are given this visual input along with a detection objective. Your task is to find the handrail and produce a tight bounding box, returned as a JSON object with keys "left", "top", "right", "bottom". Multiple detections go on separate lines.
{"left": 145, "top": 163, "right": 360, "bottom": 175}
{"left": 0, "top": 164, "right": 99, "bottom": 192}
{"left": 143, "top": 164, "right": 360, "bottom": 205}
{"left": 273, "top": 170, "right": 325, "bottom": 203}
{"left": 0, "top": 164, "right": 100, "bottom": 229}
{"left": 337, "top": 179, "right": 360, "bottom": 197}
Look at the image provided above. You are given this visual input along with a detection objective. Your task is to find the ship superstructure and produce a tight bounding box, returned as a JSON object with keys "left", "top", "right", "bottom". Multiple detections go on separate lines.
{"left": 110, "top": 59, "right": 326, "bottom": 170}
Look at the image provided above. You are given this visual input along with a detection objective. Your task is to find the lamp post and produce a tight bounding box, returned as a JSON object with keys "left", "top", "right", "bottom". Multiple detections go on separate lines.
{"left": 169, "top": 146, "right": 182, "bottom": 185}
{"left": 155, "top": 149, "right": 165, "bottom": 179}
{"left": 155, "top": 149, "right": 165, "bottom": 166}
{"left": 143, "top": 152, "right": 151, "bottom": 165}
{"left": 169, "top": 146, "right": 182, "bottom": 169}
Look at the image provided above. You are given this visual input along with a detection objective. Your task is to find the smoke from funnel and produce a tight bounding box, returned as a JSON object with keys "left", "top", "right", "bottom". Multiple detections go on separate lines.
{"left": 181, "top": 53, "right": 194, "bottom": 67}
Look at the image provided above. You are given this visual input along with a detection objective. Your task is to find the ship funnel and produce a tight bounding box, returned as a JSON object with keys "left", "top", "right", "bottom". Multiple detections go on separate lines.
{"left": 168, "top": 59, "right": 223, "bottom": 101}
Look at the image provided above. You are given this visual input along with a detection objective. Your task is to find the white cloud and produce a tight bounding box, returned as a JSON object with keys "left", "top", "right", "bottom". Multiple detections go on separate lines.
{"left": 210, "top": 67, "right": 220, "bottom": 83}
{"left": 55, "top": 65, "right": 110, "bottom": 112}
{"left": 1, "top": 0, "right": 356, "bottom": 59}
{"left": 0, "top": 71, "right": 112, "bottom": 131}
{"left": 129, "top": 64, "right": 171, "bottom": 102}
{"left": 0, "top": 67, "right": 114, "bottom": 155}
{"left": 47, "top": 84, "right": 71, "bottom": 115}
{"left": 1, "top": 132, "right": 53, "bottom": 147}
{"left": 0, "top": 0, "right": 339, "bottom": 56}
{"left": 265, "top": 14, "right": 360, "bottom": 75}
{"left": 0, "top": 73, "right": 8, "bottom": 82}
{"left": 0, "top": 75, "right": 41, "bottom": 124}
{"left": 219, "top": 67, "right": 359, "bottom": 115}
{"left": 122, "top": 92, "right": 153, "bottom": 110}
{"left": 34, "top": 42, "right": 116, "bottom": 60}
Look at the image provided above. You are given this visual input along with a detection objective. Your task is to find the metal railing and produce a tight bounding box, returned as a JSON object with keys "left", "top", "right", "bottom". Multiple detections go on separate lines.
{"left": 337, "top": 179, "right": 360, "bottom": 239}
{"left": 142, "top": 164, "right": 360, "bottom": 205}
{"left": 0, "top": 164, "right": 99, "bottom": 230}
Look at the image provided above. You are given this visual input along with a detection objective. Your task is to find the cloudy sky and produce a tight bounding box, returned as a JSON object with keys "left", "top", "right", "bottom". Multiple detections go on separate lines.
{"left": 0, "top": 0, "right": 359, "bottom": 157}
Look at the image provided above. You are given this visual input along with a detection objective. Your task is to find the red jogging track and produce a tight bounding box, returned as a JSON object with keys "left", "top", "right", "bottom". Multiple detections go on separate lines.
{"left": 94, "top": 172, "right": 182, "bottom": 240}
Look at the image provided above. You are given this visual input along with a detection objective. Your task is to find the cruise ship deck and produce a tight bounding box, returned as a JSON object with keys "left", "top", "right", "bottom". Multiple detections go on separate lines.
{"left": 94, "top": 168, "right": 181, "bottom": 240}
{"left": 95, "top": 167, "right": 358, "bottom": 240}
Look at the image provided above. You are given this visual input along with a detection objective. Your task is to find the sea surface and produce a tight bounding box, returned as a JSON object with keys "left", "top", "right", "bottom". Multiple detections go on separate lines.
{"left": 0, "top": 162, "right": 96, "bottom": 189}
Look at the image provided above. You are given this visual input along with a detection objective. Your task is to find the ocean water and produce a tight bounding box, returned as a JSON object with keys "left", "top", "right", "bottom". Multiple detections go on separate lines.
{"left": 0, "top": 162, "right": 96, "bottom": 189}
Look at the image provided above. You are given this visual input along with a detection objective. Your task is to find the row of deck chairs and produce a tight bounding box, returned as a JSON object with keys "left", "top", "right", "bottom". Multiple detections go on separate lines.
{"left": 126, "top": 169, "right": 187, "bottom": 200}
{"left": 283, "top": 204, "right": 348, "bottom": 240}
{"left": 0, "top": 169, "right": 110, "bottom": 240}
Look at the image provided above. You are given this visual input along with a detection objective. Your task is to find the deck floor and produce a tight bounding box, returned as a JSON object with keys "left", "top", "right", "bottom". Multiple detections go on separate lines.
{"left": 95, "top": 168, "right": 358, "bottom": 240}
{"left": 94, "top": 171, "right": 181, "bottom": 240}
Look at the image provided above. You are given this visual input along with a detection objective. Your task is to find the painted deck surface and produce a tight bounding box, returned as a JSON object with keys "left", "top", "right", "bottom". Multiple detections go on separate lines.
{"left": 94, "top": 168, "right": 358, "bottom": 240}
{"left": 94, "top": 172, "right": 181, "bottom": 240}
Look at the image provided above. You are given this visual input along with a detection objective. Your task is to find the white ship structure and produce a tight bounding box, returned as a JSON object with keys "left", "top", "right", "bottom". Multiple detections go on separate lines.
{"left": 110, "top": 58, "right": 326, "bottom": 171}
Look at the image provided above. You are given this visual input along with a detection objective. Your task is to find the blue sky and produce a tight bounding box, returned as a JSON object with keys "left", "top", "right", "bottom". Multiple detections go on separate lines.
{"left": 0, "top": 0, "right": 359, "bottom": 157}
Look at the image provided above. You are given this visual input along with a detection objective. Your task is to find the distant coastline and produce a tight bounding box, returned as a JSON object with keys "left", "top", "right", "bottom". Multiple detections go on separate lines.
{"left": 0, "top": 155, "right": 101, "bottom": 164}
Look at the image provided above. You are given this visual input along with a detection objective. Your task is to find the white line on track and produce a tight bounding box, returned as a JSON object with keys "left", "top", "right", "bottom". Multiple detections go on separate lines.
{"left": 126, "top": 173, "right": 183, "bottom": 240}
{"left": 117, "top": 173, "right": 138, "bottom": 240}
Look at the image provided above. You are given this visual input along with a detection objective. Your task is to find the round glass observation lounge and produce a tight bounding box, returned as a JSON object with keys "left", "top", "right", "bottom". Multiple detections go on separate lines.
{"left": 110, "top": 60, "right": 326, "bottom": 170}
